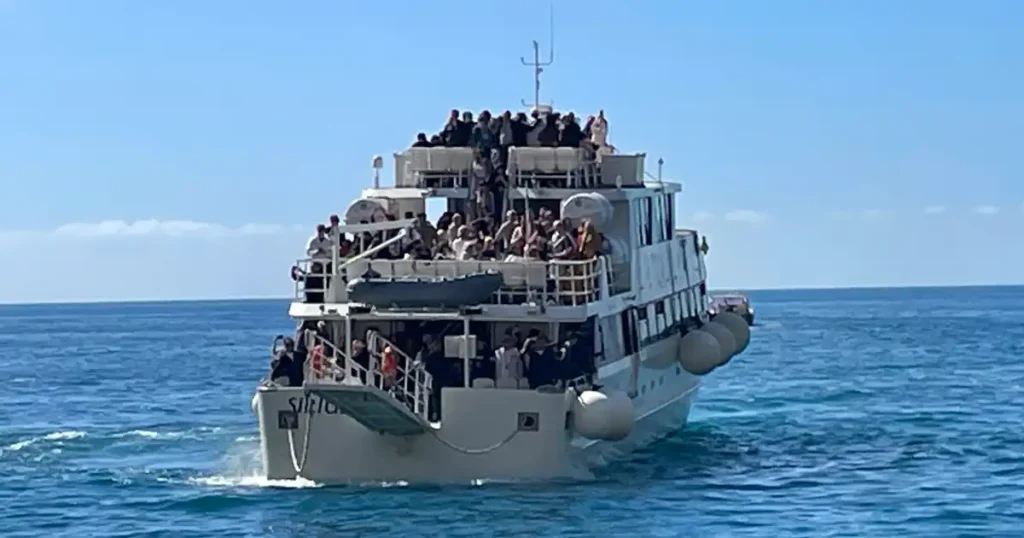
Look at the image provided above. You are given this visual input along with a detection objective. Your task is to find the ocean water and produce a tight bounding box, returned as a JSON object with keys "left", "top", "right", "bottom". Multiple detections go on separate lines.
{"left": 1, "top": 286, "right": 1023, "bottom": 537}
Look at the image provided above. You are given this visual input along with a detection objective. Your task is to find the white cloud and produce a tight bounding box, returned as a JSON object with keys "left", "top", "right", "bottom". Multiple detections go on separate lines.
{"left": 973, "top": 205, "right": 999, "bottom": 216}
{"left": 722, "top": 209, "right": 768, "bottom": 224}
{"left": 924, "top": 205, "right": 946, "bottom": 215}
{"left": 861, "top": 209, "right": 882, "bottom": 220}
{"left": 1, "top": 219, "right": 304, "bottom": 243}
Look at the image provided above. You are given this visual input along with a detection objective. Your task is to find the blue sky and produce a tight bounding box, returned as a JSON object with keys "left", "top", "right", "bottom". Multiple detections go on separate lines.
{"left": 1, "top": 0, "right": 1022, "bottom": 303}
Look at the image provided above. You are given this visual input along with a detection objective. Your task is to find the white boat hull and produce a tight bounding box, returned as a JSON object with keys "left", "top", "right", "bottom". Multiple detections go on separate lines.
{"left": 255, "top": 340, "right": 702, "bottom": 484}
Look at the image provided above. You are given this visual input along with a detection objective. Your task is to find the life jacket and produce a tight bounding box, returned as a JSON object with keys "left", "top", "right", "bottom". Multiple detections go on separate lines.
{"left": 310, "top": 344, "right": 326, "bottom": 378}
{"left": 381, "top": 346, "right": 398, "bottom": 376}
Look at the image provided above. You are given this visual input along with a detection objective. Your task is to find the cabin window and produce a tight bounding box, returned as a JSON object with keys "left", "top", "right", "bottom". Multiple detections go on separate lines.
{"left": 636, "top": 305, "right": 648, "bottom": 320}
{"left": 651, "top": 196, "right": 663, "bottom": 243}
{"left": 638, "top": 314, "right": 650, "bottom": 344}
{"left": 620, "top": 310, "right": 636, "bottom": 356}
{"left": 664, "top": 195, "right": 674, "bottom": 240}
{"left": 653, "top": 303, "right": 665, "bottom": 336}
{"left": 643, "top": 197, "right": 654, "bottom": 246}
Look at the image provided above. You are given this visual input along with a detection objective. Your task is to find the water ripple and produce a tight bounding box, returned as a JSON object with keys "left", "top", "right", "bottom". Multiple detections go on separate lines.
{"left": 2, "top": 290, "right": 1024, "bottom": 537}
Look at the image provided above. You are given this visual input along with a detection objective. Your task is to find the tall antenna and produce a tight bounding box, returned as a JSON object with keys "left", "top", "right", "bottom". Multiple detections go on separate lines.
{"left": 520, "top": 4, "right": 555, "bottom": 110}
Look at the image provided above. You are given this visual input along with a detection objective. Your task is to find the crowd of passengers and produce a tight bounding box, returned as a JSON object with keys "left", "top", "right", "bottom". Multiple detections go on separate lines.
{"left": 302, "top": 207, "right": 604, "bottom": 266}
{"left": 268, "top": 323, "right": 597, "bottom": 421}
{"left": 411, "top": 108, "right": 612, "bottom": 155}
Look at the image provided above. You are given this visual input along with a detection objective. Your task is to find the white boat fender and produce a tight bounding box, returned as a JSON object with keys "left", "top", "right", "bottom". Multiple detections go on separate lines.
{"left": 571, "top": 390, "right": 635, "bottom": 442}
{"left": 699, "top": 321, "right": 736, "bottom": 366}
{"left": 677, "top": 329, "right": 722, "bottom": 375}
{"left": 713, "top": 311, "right": 751, "bottom": 355}
{"left": 250, "top": 393, "right": 259, "bottom": 414}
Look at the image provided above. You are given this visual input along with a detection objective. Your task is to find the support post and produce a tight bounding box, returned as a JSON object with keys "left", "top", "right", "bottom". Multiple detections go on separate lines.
{"left": 345, "top": 317, "right": 352, "bottom": 378}
{"left": 462, "top": 317, "right": 471, "bottom": 388}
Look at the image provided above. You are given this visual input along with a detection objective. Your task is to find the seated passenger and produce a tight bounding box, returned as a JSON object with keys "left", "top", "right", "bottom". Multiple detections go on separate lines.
{"left": 494, "top": 210, "right": 519, "bottom": 250}
{"left": 411, "top": 133, "right": 432, "bottom": 147}
{"left": 479, "top": 236, "right": 497, "bottom": 259}
{"left": 549, "top": 220, "right": 577, "bottom": 260}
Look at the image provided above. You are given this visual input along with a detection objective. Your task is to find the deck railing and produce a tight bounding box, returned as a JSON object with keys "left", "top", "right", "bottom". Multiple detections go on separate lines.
{"left": 299, "top": 330, "right": 432, "bottom": 422}
{"left": 293, "top": 255, "right": 612, "bottom": 307}
{"left": 365, "top": 330, "right": 432, "bottom": 420}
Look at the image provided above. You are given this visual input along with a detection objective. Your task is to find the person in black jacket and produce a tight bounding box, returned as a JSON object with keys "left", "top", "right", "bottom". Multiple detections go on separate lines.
{"left": 559, "top": 113, "right": 584, "bottom": 147}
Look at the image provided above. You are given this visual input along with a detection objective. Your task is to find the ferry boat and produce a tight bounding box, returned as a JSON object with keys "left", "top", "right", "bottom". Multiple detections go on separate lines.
{"left": 251, "top": 69, "right": 752, "bottom": 486}
{"left": 710, "top": 293, "right": 756, "bottom": 326}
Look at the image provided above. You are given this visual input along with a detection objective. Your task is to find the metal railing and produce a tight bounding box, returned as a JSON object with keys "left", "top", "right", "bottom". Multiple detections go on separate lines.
{"left": 299, "top": 330, "right": 432, "bottom": 422}
{"left": 292, "top": 255, "right": 613, "bottom": 307}
{"left": 293, "top": 258, "right": 332, "bottom": 304}
{"left": 337, "top": 256, "right": 612, "bottom": 307}
{"left": 365, "top": 331, "right": 432, "bottom": 420}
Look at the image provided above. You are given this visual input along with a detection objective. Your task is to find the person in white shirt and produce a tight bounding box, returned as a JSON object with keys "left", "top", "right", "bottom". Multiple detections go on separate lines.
{"left": 590, "top": 110, "right": 609, "bottom": 148}
{"left": 494, "top": 210, "right": 519, "bottom": 249}
{"left": 494, "top": 337, "right": 524, "bottom": 387}
{"left": 452, "top": 225, "right": 478, "bottom": 260}
{"left": 446, "top": 213, "right": 463, "bottom": 245}
{"left": 549, "top": 220, "right": 577, "bottom": 259}
{"left": 306, "top": 225, "right": 331, "bottom": 259}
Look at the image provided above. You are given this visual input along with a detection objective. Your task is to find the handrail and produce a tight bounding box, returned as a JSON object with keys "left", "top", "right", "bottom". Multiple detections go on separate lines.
{"left": 300, "top": 328, "right": 432, "bottom": 421}
{"left": 294, "top": 254, "right": 615, "bottom": 306}
{"left": 365, "top": 330, "right": 433, "bottom": 420}
{"left": 337, "top": 228, "right": 409, "bottom": 272}
{"left": 301, "top": 330, "right": 348, "bottom": 382}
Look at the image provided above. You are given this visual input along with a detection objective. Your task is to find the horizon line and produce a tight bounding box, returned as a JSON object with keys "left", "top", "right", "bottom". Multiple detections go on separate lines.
{"left": 2, "top": 282, "right": 1023, "bottom": 307}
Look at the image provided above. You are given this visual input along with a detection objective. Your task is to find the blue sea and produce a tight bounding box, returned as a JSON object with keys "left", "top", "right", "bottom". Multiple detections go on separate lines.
{"left": 1, "top": 286, "right": 1023, "bottom": 537}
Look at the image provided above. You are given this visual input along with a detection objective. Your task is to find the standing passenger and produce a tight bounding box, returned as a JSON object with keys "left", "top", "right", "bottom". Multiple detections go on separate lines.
{"left": 494, "top": 336, "right": 524, "bottom": 388}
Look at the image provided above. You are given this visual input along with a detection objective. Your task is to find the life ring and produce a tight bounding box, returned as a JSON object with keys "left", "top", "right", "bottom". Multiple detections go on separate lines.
{"left": 311, "top": 344, "right": 326, "bottom": 378}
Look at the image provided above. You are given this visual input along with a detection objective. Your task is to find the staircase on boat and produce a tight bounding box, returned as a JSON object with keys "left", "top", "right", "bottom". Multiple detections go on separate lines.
{"left": 301, "top": 330, "right": 432, "bottom": 436}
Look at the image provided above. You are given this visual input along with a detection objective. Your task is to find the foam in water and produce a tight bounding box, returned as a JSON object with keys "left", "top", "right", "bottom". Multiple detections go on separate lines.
{"left": 3, "top": 430, "right": 87, "bottom": 452}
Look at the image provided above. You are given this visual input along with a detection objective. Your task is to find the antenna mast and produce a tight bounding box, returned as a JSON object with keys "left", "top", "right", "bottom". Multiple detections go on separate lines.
{"left": 520, "top": 4, "right": 555, "bottom": 111}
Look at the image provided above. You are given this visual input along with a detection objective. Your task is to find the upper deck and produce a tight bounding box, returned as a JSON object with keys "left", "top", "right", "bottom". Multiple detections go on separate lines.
{"left": 289, "top": 107, "right": 705, "bottom": 321}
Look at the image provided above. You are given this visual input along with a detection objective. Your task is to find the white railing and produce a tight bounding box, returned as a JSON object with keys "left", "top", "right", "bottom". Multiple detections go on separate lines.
{"left": 507, "top": 147, "right": 600, "bottom": 189}
{"left": 293, "top": 258, "right": 332, "bottom": 303}
{"left": 395, "top": 147, "right": 474, "bottom": 188}
{"left": 365, "top": 331, "right": 433, "bottom": 421}
{"left": 340, "top": 256, "right": 611, "bottom": 306}
{"left": 300, "top": 330, "right": 432, "bottom": 422}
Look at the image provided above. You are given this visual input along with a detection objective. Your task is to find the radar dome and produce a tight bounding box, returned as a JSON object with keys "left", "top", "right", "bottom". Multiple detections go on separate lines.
{"left": 713, "top": 312, "right": 750, "bottom": 355}
{"left": 344, "top": 198, "right": 390, "bottom": 224}
{"left": 561, "top": 192, "right": 613, "bottom": 229}
{"left": 678, "top": 329, "right": 722, "bottom": 375}
{"left": 699, "top": 321, "right": 736, "bottom": 366}
{"left": 571, "top": 390, "right": 635, "bottom": 441}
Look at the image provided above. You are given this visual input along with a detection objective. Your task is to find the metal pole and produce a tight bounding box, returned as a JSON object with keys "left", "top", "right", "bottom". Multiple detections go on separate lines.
{"left": 462, "top": 317, "right": 471, "bottom": 388}
{"left": 344, "top": 316, "right": 352, "bottom": 377}
{"left": 330, "top": 225, "right": 340, "bottom": 302}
